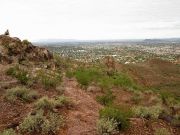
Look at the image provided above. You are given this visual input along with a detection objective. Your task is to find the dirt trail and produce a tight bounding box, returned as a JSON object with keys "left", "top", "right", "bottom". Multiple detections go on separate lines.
{"left": 63, "top": 78, "right": 102, "bottom": 135}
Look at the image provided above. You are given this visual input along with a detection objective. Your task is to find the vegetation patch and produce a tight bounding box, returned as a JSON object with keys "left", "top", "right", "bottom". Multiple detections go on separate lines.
{"left": 99, "top": 106, "right": 132, "bottom": 131}
{"left": 97, "top": 118, "right": 118, "bottom": 135}
{"left": 4, "top": 87, "right": 38, "bottom": 103}
{"left": 159, "top": 91, "right": 180, "bottom": 107}
{"left": 19, "top": 109, "right": 64, "bottom": 135}
{"left": 53, "top": 54, "right": 72, "bottom": 69}
{"left": 75, "top": 68, "right": 102, "bottom": 87}
{"left": 34, "top": 96, "right": 70, "bottom": 111}
{"left": 96, "top": 90, "right": 115, "bottom": 106}
{"left": 132, "top": 105, "right": 164, "bottom": 119}
{"left": 6, "top": 65, "right": 29, "bottom": 85}
{"left": 66, "top": 70, "right": 74, "bottom": 79}
{"left": 54, "top": 95, "right": 71, "bottom": 108}
{"left": 131, "top": 91, "right": 144, "bottom": 104}
{"left": 0, "top": 128, "right": 16, "bottom": 135}
{"left": 36, "top": 69, "right": 61, "bottom": 90}
{"left": 34, "top": 97, "right": 56, "bottom": 111}
{"left": 154, "top": 128, "right": 171, "bottom": 135}
{"left": 74, "top": 67, "right": 138, "bottom": 91}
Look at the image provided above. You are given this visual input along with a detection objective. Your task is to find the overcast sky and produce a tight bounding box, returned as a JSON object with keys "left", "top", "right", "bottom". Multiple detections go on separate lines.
{"left": 0, "top": 0, "right": 180, "bottom": 40}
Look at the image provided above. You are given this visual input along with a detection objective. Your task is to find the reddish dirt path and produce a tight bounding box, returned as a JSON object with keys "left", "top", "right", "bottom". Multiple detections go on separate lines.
{"left": 62, "top": 78, "right": 102, "bottom": 135}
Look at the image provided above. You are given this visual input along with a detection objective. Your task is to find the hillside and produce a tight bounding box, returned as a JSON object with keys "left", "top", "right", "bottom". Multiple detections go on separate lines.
{"left": 0, "top": 35, "right": 179, "bottom": 135}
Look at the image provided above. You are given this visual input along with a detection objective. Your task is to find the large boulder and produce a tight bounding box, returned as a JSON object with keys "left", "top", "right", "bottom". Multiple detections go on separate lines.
{"left": 0, "top": 35, "right": 53, "bottom": 63}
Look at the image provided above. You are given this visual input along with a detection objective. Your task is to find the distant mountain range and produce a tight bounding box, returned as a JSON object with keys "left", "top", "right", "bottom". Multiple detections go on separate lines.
{"left": 33, "top": 38, "right": 180, "bottom": 46}
{"left": 143, "top": 38, "right": 180, "bottom": 43}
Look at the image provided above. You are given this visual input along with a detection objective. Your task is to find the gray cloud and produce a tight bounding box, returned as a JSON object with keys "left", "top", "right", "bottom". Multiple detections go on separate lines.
{"left": 0, "top": 0, "right": 180, "bottom": 40}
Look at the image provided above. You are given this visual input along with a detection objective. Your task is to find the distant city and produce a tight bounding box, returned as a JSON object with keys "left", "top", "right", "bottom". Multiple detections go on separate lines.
{"left": 34, "top": 39, "right": 180, "bottom": 64}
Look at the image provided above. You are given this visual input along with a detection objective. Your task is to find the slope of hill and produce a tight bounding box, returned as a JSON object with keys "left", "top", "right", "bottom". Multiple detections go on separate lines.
{"left": 0, "top": 35, "right": 179, "bottom": 135}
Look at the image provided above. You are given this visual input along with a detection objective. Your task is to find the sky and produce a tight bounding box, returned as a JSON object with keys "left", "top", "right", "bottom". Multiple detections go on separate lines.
{"left": 0, "top": 0, "right": 180, "bottom": 41}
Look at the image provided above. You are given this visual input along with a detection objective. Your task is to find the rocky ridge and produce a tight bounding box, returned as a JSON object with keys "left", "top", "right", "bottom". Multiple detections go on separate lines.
{"left": 0, "top": 35, "right": 53, "bottom": 64}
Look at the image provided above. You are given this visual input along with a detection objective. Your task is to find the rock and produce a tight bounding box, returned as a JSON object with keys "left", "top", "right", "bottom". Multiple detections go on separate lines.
{"left": 159, "top": 112, "right": 174, "bottom": 123}
{"left": 4, "top": 29, "right": 10, "bottom": 36}
{"left": 0, "top": 35, "right": 53, "bottom": 63}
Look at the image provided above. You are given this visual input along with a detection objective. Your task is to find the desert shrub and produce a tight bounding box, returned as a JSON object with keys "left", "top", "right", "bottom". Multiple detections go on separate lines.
{"left": 19, "top": 110, "right": 44, "bottom": 133}
{"left": 96, "top": 90, "right": 115, "bottom": 106}
{"left": 41, "top": 112, "right": 64, "bottom": 134}
{"left": 6, "top": 67, "right": 17, "bottom": 76}
{"left": 34, "top": 97, "right": 55, "bottom": 111}
{"left": 132, "top": 105, "right": 164, "bottom": 119}
{"left": 22, "top": 39, "right": 30, "bottom": 45}
{"left": 171, "top": 114, "right": 180, "bottom": 127}
{"left": 42, "top": 76, "right": 57, "bottom": 89}
{"left": 19, "top": 110, "right": 63, "bottom": 134}
{"left": 53, "top": 54, "right": 70, "bottom": 69}
{"left": 97, "top": 118, "right": 118, "bottom": 135}
{"left": 160, "top": 91, "right": 179, "bottom": 107}
{"left": 17, "top": 71, "right": 29, "bottom": 85}
{"left": 66, "top": 70, "right": 74, "bottom": 78}
{"left": 54, "top": 96, "right": 71, "bottom": 108}
{"left": 0, "top": 129, "right": 16, "bottom": 135}
{"left": 6, "top": 66, "right": 29, "bottom": 85}
{"left": 99, "top": 106, "right": 131, "bottom": 130}
{"left": 131, "top": 91, "right": 143, "bottom": 104}
{"left": 34, "top": 96, "right": 70, "bottom": 111}
{"left": 36, "top": 70, "right": 61, "bottom": 90}
{"left": 5, "top": 87, "right": 38, "bottom": 103}
{"left": 154, "top": 128, "right": 170, "bottom": 135}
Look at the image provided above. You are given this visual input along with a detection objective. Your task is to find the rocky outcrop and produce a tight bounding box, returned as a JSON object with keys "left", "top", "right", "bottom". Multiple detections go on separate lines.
{"left": 0, "top": 35, "right": 53, "bottom": 63}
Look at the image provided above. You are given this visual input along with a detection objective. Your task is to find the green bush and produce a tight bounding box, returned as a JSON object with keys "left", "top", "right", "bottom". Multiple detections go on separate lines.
{"left": 19, "top": 110, "right": 63, "bottom": 134}
{"left": 75, "top": 68, "right": 102, "bottom": 86}
{"left": 4, "top": 87, "right": 38, "bottom": 103}
{"left": 132, "top": 105, "right": 163, "bottom": 119}
{"left": 99, "top": 106, "right": 131, "bottom": 130}
{"left": 154, "top": 128, "right": 170, "bottom": 135}
{"left": 6, "top": 66, "right": 29, "bottom": 85}
{"left": 96, "top": 90, "right": 115, "bottom": 106}
{"left": 0, "top": 129, "right": 16, "bottom": 135}
{"left": 97, "top": 118, "right": 118, "bottom": 135}
{"left": 74, "top": 67, "right": 138, "bottom": 91}
{"left": 112, "top": 73, "right": 137, "bottom": 90}
{"left": 98, "top": 76, "right": 114, "bottom": 90}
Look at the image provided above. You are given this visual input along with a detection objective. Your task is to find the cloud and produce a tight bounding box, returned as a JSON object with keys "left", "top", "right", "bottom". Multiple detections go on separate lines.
{"left": 0, "top": 0, "right": 180, "bottom": 40}
{"left": 145, "top": 22, "right": 180, "bottom": 30}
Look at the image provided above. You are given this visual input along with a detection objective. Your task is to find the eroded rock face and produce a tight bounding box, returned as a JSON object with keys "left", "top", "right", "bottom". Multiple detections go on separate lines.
{"left": 0, "top": 35, "right": 53, "bottom": 63}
